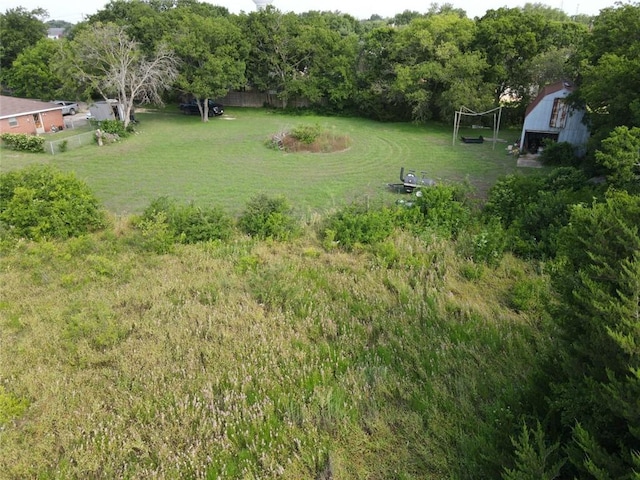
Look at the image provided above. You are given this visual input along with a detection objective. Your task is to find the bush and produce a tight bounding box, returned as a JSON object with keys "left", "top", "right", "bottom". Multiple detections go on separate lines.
{"left": 507, "top": 277, "right": 549, "bottom": 313}
{"left": 484, "top": 168, "right": 600, "bottom": 258}
{"left": 133, "top": 211, "right": 175, "bottom": 254}
{"left": 457, "top": 218, "right": 506, "bottom": 266}
{"left": 238, "top": 194, "right": 299, "bottom": 241}
{"left": 289, "top": 123, "right": 322, "bottom": 144}
{"left": 322, "top": 202, "right": 397, "bottom": 250}
{"left": 0, "top": 165, "right": 106, "bottom": 240}
{"left": 413, "top": 184, "right": 473, "bottom": 238}
{"left": 98, "top": 120, "right": 128, "bottom": 137}
{"left": 539, "top": 140, "right": 579, "bottom": 167}
{"left": 0, "top": 133, "right": 45, "bottom": 153}
{"left": 139, "top": 197, "right": 234, "bottom": 244}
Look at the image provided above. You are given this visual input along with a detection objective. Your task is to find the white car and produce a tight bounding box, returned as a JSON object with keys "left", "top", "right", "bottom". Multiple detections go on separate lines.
{"left": 51, "top": 100, "right": 79, "bottom": 116}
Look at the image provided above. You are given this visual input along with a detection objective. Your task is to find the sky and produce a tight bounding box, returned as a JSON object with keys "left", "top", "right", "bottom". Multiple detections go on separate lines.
{"left": 3, "top": 0, "right": 624, "bottom": 24}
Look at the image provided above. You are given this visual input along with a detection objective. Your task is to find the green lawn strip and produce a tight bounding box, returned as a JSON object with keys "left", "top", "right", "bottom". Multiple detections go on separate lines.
{"left": 1, "top": 108, "right": 526, "bottom": 216}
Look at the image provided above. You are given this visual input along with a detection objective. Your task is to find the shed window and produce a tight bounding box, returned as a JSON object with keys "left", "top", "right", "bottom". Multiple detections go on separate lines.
{"left": 549, "top": 98, "right": 568, "bottom": 128}
{"left": 8, "top": 117, "right": 18, "bottom": 127}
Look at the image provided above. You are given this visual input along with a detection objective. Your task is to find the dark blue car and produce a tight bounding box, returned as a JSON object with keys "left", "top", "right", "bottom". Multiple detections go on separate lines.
{"left": 179, "top": 99, "right": 224, "bottom": 117}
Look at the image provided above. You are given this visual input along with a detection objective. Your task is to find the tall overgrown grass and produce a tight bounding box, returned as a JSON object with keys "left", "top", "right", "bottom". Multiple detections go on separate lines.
{"left": 0, "top": 215, "right": 548, "bottom": 478}
{"left": 0, "top": 165, "right": 556, "bottom": 478}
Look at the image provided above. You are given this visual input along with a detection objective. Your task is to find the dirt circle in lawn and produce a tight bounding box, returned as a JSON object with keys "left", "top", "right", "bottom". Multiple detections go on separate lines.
{"left": 271, "top": 127, "right": 351, "bottom": 153}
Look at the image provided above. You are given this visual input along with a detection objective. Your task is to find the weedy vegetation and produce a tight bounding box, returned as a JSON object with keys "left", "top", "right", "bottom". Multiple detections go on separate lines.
{"left": 0, "top": 111, "right": 557, "bottom": 479}
{"left": 0, "top": 166, "right": 549, "bottom": 479}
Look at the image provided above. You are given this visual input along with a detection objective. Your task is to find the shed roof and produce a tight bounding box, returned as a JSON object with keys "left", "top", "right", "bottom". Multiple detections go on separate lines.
{"left": 0, "top": 95, "right": 63, "bottom": 120}
{"left": 525, "top": 81, "right": 574, "bottom": 117}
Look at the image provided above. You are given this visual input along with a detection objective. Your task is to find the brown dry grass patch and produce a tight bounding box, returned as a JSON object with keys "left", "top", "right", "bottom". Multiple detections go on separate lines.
{"left": 278, "top": 131, "right": 351, "bottom": 153}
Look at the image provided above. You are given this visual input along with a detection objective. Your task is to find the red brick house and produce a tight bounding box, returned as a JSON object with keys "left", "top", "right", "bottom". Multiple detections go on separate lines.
{"left": 0, "top": 96, "right": 64, "bottom": 135}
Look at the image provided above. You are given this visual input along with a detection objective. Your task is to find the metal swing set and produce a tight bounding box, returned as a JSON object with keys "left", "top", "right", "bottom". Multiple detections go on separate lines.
{"left": 452, "top": 105, "right": 503, "bottom": 150}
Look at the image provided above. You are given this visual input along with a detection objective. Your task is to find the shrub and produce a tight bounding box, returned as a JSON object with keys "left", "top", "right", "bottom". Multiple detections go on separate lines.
{"left": 484, "top": 168, "right": 600, "bottom": 258}
{"left": 139, "top": 197, "right": 234, "bottom": 244}
{"left": 269, "top": 124, "right": 350, "bottom": 153}
{"left": 413, "top": 184, "right": 473, "bottom": 238}
{"left": 322, "top": 202, "right": 396, "bottom": 250}
{"left": 289, "top": 123, "right": 322, "bottom": 144}
{"left": 459, "top": 261, "right": 484, "bottom": 280}
{"left": 0, "top": 165, "right": 106, "bottom": 240}
{"left": 457, "top": 218, "right": 506, "bottom": 266}
{"left": 508, "top": 277, "right": 549, "bottom": 313}
{"left": 483, "top": 174, "right": 545, "bottom": 227}
{"left": 98, "top": 119, "right": 128, "bottom": 137}
{"left": 135, "top": 211, "right": 175, "bottom": 254}
{"left": 0, "top": 133, "right": 45, "bottom": 153}
{"left": 238, "top": 194, "right": 299, "bottom": 240}
{"left": 539, "top": 140, "right": 579, "bottom": 167}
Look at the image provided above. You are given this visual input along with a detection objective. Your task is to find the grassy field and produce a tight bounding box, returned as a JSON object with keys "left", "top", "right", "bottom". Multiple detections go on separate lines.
{"left": 0, "top": 109, "right": 547, "bottom": 478}
{"left": 0, "top": 108, "right": 525, "bottom": 216}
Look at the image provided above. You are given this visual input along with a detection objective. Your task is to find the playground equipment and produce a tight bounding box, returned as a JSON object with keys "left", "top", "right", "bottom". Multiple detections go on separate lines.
{"left": 460, "top": 135, "right": 484, "bottom": 144}
{"left": 453, "top": 105, "right": 502, "bottom": 149}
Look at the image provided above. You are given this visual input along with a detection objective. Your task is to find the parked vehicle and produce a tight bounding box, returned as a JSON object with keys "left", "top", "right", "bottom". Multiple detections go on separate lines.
{"left": 51, "top": 100, "right": 79, "bottom": 116}
{"left": 179, "top": 99, "right": 224, "bottom": 117}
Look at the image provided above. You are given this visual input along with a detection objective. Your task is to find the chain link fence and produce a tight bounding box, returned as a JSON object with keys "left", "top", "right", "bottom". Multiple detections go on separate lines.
{"left": 44, "top": 130, "right": 96, "bottom": 155}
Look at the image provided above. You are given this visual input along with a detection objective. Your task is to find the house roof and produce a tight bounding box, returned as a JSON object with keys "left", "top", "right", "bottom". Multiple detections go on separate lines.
{"left": 0, "top": 95, "right": 63, "bottom": 120}
{"left": 47, "top": 28, "right": 66, "bottom": 38}
{"left": 525, "top": 81, "right": 574, "bottom": 117}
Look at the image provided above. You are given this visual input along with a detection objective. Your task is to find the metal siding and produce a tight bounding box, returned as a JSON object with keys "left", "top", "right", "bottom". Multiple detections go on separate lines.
{"left": 520, "top": 87, "right": 589, "bottom": 149}
{"left": 558, "top": 109, "right": 590, "bottom": 145}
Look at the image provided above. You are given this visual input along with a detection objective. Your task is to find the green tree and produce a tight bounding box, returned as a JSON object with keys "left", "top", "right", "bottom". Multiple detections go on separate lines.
{"left": 0, "top": 7, "right": 47, "bottom": 70}
{"left": 391, "top": 10, "right": 424, "bottom": 25}
{"left": 426, "top": 3, "right": 468, "bottom": 18}
{"left": 87, "top": 0, "right": 233, "bottom": 54}
{"left": 595, "top": 126, "right": 640, "bottom": 189}
{"left": 572, "top": 3, "right": 640, "bottom": 143}
{"left": 4, "top": 38, "right": 64, "bottom": 99}
{"left": 550, "top": 190, "right": 640, "bottom": 478}
{"left": 285, "top": 11, "right": 359, "bottom": 111}
{"left": 170, "top": 9, "right": 247, "bottom": 121}
{"left": 60, "top": 22, "right": 178, "bottom": 127}
{"left": 474, "top": 7, "right": 545, "bottom": 105}
{"left": 528, "top": 47, "right": 576, "bottom": 94}
{"left": 502, "top": 421, "right": 565, "bottom": 480}
{"left": 87, "top": 0, "right": 169, "bottom": 53}
{"left": 474, "top": 7, "right": 586, "bottom": 114}
{"left": 521, "top": 2, "right": 571, "bottom": 21}
{"left": 391, "top": 14, "right": 492, "bottom": 122}
{"left": 355, "top": 26, "right": 407, "bottom": 120}
{"left": 241, "top": 8, "right": 312, "bottom": 109}
{"left": 0, "top": 7, "right": 48, "bottom": 80}
{"left": 45, "top": 19, "right": 73, "bottom": 30}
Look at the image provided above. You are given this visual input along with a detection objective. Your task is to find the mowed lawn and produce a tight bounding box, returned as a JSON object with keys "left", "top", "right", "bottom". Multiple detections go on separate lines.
{"left": 1, "top": 107, "right": 525, "bottom": 216}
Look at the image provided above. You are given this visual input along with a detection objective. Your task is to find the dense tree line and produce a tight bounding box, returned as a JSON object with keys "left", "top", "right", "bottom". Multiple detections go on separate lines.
{"left": 2, "top": 1, "right": 640, "bottom": 477}
{"left": 0, "top": 1, "right": 615, "bottom": 129}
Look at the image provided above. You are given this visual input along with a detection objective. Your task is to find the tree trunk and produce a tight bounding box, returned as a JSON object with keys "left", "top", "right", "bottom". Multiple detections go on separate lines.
{"left": 202, "top": 98, "right": 210, "bottom": 122}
